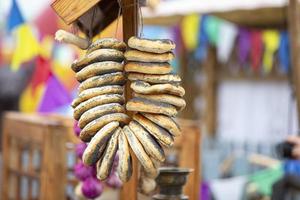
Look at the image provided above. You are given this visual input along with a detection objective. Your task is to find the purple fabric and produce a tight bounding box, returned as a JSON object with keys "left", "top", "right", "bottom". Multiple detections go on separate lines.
{"left": 38, "top": 75, "right": 71, "bottom": 113}
{"left": 238, "top": 28, "right": 251, "bottom": 66}
{"left": 74, "top": 161, "right": 95, "bottom": 181}
{"left": 82, "top": 177, "right": 103, "bottom": 199}
{"left": 201, "top": 182, "right": 212, "bottom": 200}
{"left": 75, "top": 143, "right": 87, "bottom": 159}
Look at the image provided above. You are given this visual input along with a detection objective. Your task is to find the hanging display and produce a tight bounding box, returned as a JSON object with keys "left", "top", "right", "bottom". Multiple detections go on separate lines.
{"left": 55, "top": 31, "right": 186, "bottom": 183}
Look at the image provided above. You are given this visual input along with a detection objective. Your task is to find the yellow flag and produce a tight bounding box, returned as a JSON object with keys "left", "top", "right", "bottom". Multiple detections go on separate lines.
{"left": 39, "top": 36, "right": 54, "bottom": 59}
{"left": 11, "top": 24, "right": 40, "bottom": 71}
{"left": 181, "top": 14, "right": 200, "bottom": 51}
{"left": 262, "top": 30, "right": 279, "bottom": 73}
{"left": 19, "top": 84, "right": 45, "bottom": 113}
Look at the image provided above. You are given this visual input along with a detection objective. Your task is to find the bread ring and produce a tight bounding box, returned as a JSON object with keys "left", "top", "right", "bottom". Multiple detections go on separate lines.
{"left": 133, "top": 113, "right": 174, "bottom": 147}
{"left": 87, "top": 38, "right": 127, "bottom": 53}
{"left": 76, "top": 61, "right": 124, "bottom": 82}
{"left": 142, "top": 113, "right": 181, "bottom": 137}
{"left": 74, "top": 94, "right": 124, "bottom": 120}
{"left": 129, "top": 121, "right": 165, "bottom": 162}
{"left": 125, "top": 62, "right": 172, "bottom": 75}
{"left": 79, "top": 72, "right": 125, "bottom": 92}
{"left": 97, "top": 127, "right": 121, "bottom": 180}
{"left": 124, "top": 50, "right": 174, "bottom": 63}
{"left": 80, "top": 113, "right": 130, "bottom": 142}
{"left": 131, "top": 81, "right": 185, "bottom": 97}
{"left": 126, "top": 97, "right": 178, "bottom": 116}
{"left": 78, "top": 103, "right": 125, "bottom": 129}
{"left": 128, "top": 73, "right": 181, "bottom": 84}
{"left": 71, "top": 49, "right": 124, "bottom": 72}
{"left": 128, "top": 37, "right": 175, "bottom": 53}
{"left": 133, "top": 93, "right": 186, "bottom": 110}
{"left": 71, "top": 85, "right": 124, "bottom": 108}
{"left": 82, "top": 121, "right": 119, "bottom": 165}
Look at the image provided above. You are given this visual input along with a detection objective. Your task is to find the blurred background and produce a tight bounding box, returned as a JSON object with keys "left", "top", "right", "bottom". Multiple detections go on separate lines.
{"left": 1, "top": 0, "right": 300, "bottom": 199}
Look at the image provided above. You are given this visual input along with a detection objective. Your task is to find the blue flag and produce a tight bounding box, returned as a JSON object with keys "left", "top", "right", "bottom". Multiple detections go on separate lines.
{"left": 278, "top": 31, "right": 290, "bottom": 74}
{"left": 7, "top": 0, "right": 24, "bottom": 32}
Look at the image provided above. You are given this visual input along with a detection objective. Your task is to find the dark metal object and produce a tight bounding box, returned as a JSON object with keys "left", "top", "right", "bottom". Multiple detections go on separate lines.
{"left": 153, "top": 167, "right": 193, "bottom": 200}
{"left": 276, "top": 141, "right": 295, "bottom": 159}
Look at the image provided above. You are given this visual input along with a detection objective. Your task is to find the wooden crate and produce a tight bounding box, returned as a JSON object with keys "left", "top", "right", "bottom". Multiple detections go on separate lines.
{"left": 1, "top": 112, "right": 79, "bottom": 200}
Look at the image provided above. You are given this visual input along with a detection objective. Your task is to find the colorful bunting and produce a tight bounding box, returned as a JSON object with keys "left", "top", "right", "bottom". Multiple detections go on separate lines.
{"left": 181, "top": 14, "right": 200, "bottom": 51}
{"left": 278, "top": 31, "right": 290, "bottom": 73}
{"left": 7, "top": 0, "right": 24, "bottom": 32}
{"left": 30, "top": 56, "right": 52, "bottom": 95}
{"left": 238, "top": 28, "right": 251, "bottom": 66}
{"left": 217, "top": 21, "right": 237, "bottom": 63}
{"left": 204, "top": 16, "right": 221, "bottom": 46}
{"left": 19, "top": 84, "right": 45, "bottom": 113}
{"left": 250, "top": 31, "right": 263, "bottom": 72}
{"left": 11, "top": 24, "right": 40, "bottom": 71}
{"left": 262, "top": 30, "right": 280, "bottom": 73}
{"left": 38, "top": 74, "right": 72, "bottom": 113}
{"left": 195, "top": 15, "right": 209, "bottom": 62}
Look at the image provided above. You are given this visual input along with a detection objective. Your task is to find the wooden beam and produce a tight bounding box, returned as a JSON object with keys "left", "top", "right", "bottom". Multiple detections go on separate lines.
{"left": 288, "top": 0, "right": 300, "bottom": 126}
{"left": 203, "top": 47, "right": 217, "bottom": 136}
{"left": 120, "top": 0, "right": 139, "bottom": 200}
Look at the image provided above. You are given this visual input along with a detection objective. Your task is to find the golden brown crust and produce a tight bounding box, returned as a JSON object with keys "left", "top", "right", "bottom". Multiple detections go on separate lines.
{"left": 124, "top": 62, "right": 172, "bottom": 75}
{"left": 82, "top": 121, "right": 119, "bottom": 165}
{"left": 141, "top": 113, "right": 181, "bottom": 137}
{"left": 80, "top": 113, "right": 130, "bottom": 142}
{"left": 131, "top": 81, "right": 185, "bottom": 97}
{"left": 79, "top": 72, "right": 125, "bottom": 92}
{"left": 129, "top": 121, "right": 165, "bottom": 162}
{"left": 128, "top": 73, "right": 181, "bottom": 84}
{"left": 71, "top": 49, "right": 124, "bottom": 72}
{"left": 128, "top": 36, "right": 175, "bottom": 53}
{"left": 78, "top": 103, "right": 125, "bottom": 129}
{"left": 133, "top": 93, "right": 186, "bottom": 110}
{"left": 123, "top": 125, "right": 157, "bottom": 178}
{"left": 124, "top": 50, "right": 174, "bottom": 63}
{"left": 73, "top": 94, "right": 124, "bottom": 120}
{"left": 71, "top": 85, "right": 124, "bottom": 108}
{"left": 76, "top": 61, "right": 124, "bottom": 82}
{"left": 126, "top": 97, "right": 178, "bottom": 116}
{"left": 133, "top": 113, "right": 174, "bottom": 147}
{"left": 87, "top": 38, "right": 127, "bottom": 53}
{"left": 97, "top": 128, "right": 120, "bottom": 180}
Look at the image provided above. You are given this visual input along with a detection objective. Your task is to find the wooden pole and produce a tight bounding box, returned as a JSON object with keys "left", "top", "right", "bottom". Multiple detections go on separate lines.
{"left": 288, "top": 0, "right": 300, "bottom": 126}
{"left": 121, "top": 0, "right": 139, "bottom": 199}
{"left": 204, "top": 47, "right": 217, "bottom": 136}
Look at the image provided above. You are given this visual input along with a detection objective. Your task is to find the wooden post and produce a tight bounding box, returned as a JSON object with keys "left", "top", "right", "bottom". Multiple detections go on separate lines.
{"left": 288, "top": 0, "right": 300, "bottom": 126}
{"left": 203, "top": 47, "right": 217, "bottom": 136}
{"left": 121, "top": 0, "right": 139, "bottom": 199}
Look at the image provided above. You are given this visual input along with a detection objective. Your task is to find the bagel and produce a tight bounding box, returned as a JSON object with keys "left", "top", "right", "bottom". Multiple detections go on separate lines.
{"left": 97, "top": 127, "right": 121, "bottom": 180}
{"left": 131, "top": 81, "right": 185, "bottom": 97}
{"left": 126, "top": 97, "right": 178, "bottom": 116}
{"left": 76, "top": 61, "right": 124, "bottom": 82}
{"left": 87, "top": 38, "right": 127, "bottom": 53}
{"left": 142, "top": 113, "right": 181, "bottom": 137}
{"left": 123, "top": 125, "right": 157, "bottom": 178}
{"left": 128, "top": 73, "right": 181, "bottom": 84}
{"left": 79, "top": 72, "right": 125, "bottom": 92}
{"left": 82, "top": 121, "right": 119, "bottom": 166}
{"left": 71, "top": 49, "right": 124, "bottom": 72}
{"left": 128, "top": 36, "right": 175, "bottom": 53}
{"left": 133, "top": 93, "right": 186, "bottom": 110}
{"left": 78, "top": 103, "right": 125, "bottom": 129}
{"left": 129, "top": 121, "right": 165, "bottom": 162}
{"left": 71, "top": 85, "right": 124, "bottom": 108}
{"left": 124, "top": 50, "right": 174, "bottom": 63}
{"left": 117, "top": 130, "right": 133, "bottom": 182}
{"left": 80, "top": 113, "right": 130, "bottom": 142}
{"left": 124, "top": 62, "right": 172, "bottom": 75}
{"left": 73, "top": 94, "right": 124, "bottom": 120}
{"left": 133, "top": 113, "right": 174, "bottom": 147}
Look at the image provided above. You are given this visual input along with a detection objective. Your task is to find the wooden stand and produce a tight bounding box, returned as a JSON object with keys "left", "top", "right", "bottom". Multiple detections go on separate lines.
{"left": 1, "top": 112, "right": 79, "bottom": 200}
